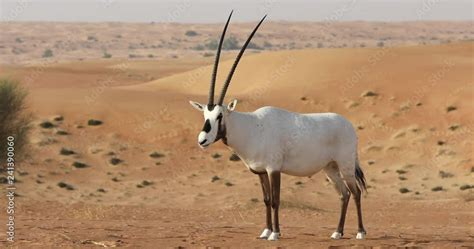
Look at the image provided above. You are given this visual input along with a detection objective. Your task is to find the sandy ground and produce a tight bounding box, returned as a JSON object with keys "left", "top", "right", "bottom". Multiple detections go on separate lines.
{"left": 0, "top": 40, "right": 473, "bottom": 247}
{"left": 7, "top": 199, "right": 474, "bottom": 248}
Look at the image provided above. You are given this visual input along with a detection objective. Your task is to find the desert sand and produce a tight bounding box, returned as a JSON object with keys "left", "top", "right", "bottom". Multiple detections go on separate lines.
{"left": 0, "top": 21, "right": 473, "bottom": 248}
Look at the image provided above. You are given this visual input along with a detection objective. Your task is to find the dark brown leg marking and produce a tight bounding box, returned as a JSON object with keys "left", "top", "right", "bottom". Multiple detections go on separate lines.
{"left": 337, "top": 189, "right": 351, "bottom": 235}
{"left": 347, "top": 183, "right": 366, "bottom": 233}
{"left": 269, "top": 171, "right": 281, "bottom": 233}
{"left": 258, "top": 173, "right": 272, "bottom": 231}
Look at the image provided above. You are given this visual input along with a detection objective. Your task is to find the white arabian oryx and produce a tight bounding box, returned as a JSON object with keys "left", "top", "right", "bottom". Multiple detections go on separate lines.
{"left": 189, "top": 11, "right": 367, "bottom": 241}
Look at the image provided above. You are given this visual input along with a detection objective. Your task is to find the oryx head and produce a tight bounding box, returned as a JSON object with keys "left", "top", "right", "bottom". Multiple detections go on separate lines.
{"left": 189, "top": 11, "right": 266, "bottom": 148}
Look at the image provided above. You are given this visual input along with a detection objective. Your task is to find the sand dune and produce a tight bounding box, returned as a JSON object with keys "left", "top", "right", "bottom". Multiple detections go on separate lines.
{"left": 130, "top": 43, "right": 472, "bottom": 100}
{"left": 0, "top": 42, "right": 473, "bottom": 247}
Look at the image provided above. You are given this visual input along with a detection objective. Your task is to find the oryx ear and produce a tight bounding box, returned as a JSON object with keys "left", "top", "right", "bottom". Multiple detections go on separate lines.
{"left": 189, "top": 101, "right": 205, "bottom": 111}
{"left": 227, "top": 99, "right": 238, "bottom": 111}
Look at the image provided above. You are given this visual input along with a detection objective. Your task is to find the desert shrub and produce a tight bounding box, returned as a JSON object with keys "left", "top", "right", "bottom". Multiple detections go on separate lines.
{"left": 87, "top": 119, "right": 103, "bottom": 126}
{"left": 109, "top": 157, "right": 123, "bottom": 165}
{"left": 148, "top": 54, "right": 154, "bottom": 58}
{"left": 193, "top": 44, "right": 205, "bottom": 51}
{"left": 60, "top": 148, "right": 75, "bottom": 156}
{"left": 205, "top": 37, "right": 240, "bottom": 50}
{"left": 205, "top": 39, "right": 218, "bottom": 50}
{"left": 203, "top": 52, "right": 214, "bottom": 57}
{"left": 185, "top": 30, "right": 199, "bottom": 37}
{"left": 0, "top": 79, "right": 32, "bottom": 163}
{"left": 149, "top": 151, "right": 165, "bottom": 158}
{"left": 317, "top": 42, "right": 324, "bottom": 48}
{"left": 42, "top": 49, "right": 53, "bottom": 58}
{"left": 377, "top": 41, "right": 384, "bottom": 47}
{"left": 399, "top": 188, "right": 410, "bottom": 194}
{"left": 263, "top": 41, "right": 273, "bottom": 48}
{"left": 15, "top": 37, "right": 23, "bottom": 43}
{"left": 72, "top": 161, "right": 88, "bottom": 168}
{"left": 248, "top": 42, "right": 262, "bottom": 50}
{"left": 103, "top": 51, "right": 112, "bottom": 58}
{"left": 222, "top": 37, "right": 239, "bottom": 50}
{"left": 87, "top": 35, "right": 98, "bottom": 41}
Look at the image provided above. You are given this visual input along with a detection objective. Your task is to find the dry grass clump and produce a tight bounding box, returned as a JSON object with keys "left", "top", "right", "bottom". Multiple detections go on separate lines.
{"left": 0, "top": 79, "right": 32, "bottom": 163}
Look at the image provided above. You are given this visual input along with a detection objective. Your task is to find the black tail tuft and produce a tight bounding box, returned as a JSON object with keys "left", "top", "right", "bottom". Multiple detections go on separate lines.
{"left": 355, "top": 161, "right": 367, "bottom": 193}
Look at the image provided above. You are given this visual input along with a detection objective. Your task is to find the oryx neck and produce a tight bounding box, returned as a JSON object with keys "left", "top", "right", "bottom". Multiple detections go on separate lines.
{"left": 224, "top": 111, "right": 256, "bottom": 153}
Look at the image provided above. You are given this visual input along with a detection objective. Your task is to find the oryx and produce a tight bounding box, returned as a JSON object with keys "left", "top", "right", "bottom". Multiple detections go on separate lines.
{"left": 189, "top": 11, "right": 367, "bottom": 241}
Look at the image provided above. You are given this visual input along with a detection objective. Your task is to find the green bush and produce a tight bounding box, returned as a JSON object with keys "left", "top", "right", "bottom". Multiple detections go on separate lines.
{"left": 42, "top": 49, "right": 53, "bottom": 58}
{"left": 204, "top": 39, "right": 218, "bottom": 50}
{"left": 204, "top": 37, "right": 240, "bottom": 50}
{"left": 185, "top": 30, "right": 199, "bottom": 37}
{"left": 0, "top": 79, "right": 32, "bottom": 163}
{"left": 222, "top": 37, "right": 239, "bottom": 50}
{"left": 87, "top": 35, "right": 98, "bottom": 41}
{"left": 103, "top": 51, "right": 112, "bottom": 58}
{"left": 263, "top": 41, "right": 273, "bottom": 48}
{"left": 248, "top": 42, "right": 262, "bottom": 50}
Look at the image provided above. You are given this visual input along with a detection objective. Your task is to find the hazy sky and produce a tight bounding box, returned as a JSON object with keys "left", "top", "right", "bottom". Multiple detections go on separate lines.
{"left": 1, "top": 0, "right": 473, "bottom": 23}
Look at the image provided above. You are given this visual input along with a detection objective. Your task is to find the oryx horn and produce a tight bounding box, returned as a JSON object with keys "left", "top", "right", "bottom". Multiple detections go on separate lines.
{"left": 209, "top": 10, "right": 233, "bottom": 105}
{"left": 217, "top": 15, "right": 267, "bottom": 105}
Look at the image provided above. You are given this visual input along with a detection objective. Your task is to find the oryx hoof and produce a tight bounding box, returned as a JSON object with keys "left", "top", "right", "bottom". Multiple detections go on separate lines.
{"left": 356, "top": 231, "right": 366, "bottom": 240}
{"left": 267, "top": 232, "right": 280, "bottom": 241}
{"left": 258, "top": 228, "right": 272, "bottom": 239}
{"left": 330, "top": 231, "right": 343, "bottom": 240}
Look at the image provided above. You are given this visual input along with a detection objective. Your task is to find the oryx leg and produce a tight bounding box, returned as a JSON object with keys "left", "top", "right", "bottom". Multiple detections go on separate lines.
{"left": 267, "top": 171, "right": 281, "bottom": 241}
{"left": 324, "top": 162, "right": 351, "bottom": 240}
{"left": 258, "top": 173, "right": 272, "bottom": 239}
{"left": 346, "top": 178, "right": 366, "bottom": 239}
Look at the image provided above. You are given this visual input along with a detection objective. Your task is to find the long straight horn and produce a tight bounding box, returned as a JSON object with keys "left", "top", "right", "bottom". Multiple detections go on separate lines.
{"left": 217, "top": 15, "right": 267, "bottom": 105}
{"left": 209, "top": 10, "right": 233, "bottom": 105}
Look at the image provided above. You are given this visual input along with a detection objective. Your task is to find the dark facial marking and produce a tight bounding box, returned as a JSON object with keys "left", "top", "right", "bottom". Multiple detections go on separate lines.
{"left": 199, "top": 139, "right": 208, "bottom": 145}
{"left": 207, "top": 104, "right": 216, "bottom": 111}
{"left": 202, "top": 119, "right": 211, "bottom": 133}
{"left": 214, "top": 112, "right": 227, "bottom": 144}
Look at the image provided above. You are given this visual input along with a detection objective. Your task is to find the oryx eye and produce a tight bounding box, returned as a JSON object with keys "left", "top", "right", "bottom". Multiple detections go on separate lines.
{"left": 202, "top": 119, "right": 211, "bottom": 133}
